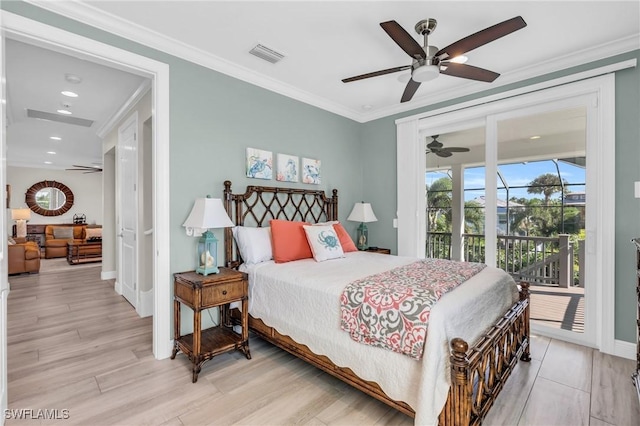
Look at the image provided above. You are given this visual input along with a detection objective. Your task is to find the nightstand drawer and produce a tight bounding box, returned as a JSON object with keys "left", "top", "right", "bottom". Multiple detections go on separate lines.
{"left": 202, "top": 280, "right": 247, "bottom": 306}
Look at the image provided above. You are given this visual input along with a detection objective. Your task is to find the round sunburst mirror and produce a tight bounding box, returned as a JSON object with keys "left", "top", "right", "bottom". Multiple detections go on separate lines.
{"left": 25, "top": 180, "right": 74, "bottom": 216}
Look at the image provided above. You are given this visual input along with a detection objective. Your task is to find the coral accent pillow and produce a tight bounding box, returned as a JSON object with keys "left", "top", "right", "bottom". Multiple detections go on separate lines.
{"left": 269, "top": 219, "right": 313, "bottom": 263}
{"left": 332, "top": 222, "right": 357, "bottom": 252}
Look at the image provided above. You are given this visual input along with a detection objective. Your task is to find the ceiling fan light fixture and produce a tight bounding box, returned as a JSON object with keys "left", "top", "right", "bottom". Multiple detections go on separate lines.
{"left": 449, "top": 55, "right": 468, "bottom": 64}
{"left": 412, "top": 64, "right": 439, "bottom": 83}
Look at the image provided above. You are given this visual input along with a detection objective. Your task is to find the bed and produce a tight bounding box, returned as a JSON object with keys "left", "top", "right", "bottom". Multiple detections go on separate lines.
{"left": 223, "top": 180, "right": 530, "bottom": 426}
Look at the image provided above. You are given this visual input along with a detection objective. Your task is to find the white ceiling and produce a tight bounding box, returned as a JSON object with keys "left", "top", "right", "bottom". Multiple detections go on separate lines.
{"left": 6, "top": 1, "right": 639, "bottom": 170}
{"left": 6, "top": 38, "right": 147, "bottom": 170}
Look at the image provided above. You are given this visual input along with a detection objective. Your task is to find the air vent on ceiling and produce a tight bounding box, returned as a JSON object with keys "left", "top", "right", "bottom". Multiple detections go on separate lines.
{"left": 26, "top": 109, "right": 94, "bottom": 127}
{"left": 249, "top": 44, "right": 285, "bottom": 64}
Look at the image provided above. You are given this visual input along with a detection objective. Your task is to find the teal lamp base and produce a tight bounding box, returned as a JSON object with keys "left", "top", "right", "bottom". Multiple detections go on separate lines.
{"left": 196, "top": 230, "right": 220, "bottom": 275}
{"left": 356, "top": 222, "right": 369, "bottom": 251}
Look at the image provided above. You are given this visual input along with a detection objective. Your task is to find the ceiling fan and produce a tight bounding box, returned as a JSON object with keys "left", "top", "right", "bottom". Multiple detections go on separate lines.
{"left": 426, "top": 135, "right": 470, "bottom": 158}
{"left": 342, "top": 16, "right": 527, "bottom": 103}
{"left": 66, "top": 165, "right": 103, "bottom": 173}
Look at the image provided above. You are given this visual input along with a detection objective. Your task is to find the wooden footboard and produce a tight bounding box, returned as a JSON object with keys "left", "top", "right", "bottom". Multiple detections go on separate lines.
{"left": 231, "top": 282, "right": 530, "bottom": 425}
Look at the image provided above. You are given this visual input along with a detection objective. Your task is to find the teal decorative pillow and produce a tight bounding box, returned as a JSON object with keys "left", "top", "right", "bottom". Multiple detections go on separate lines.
{"left": 303, "top": 225, "right": 344, "bottom": 262}
{"left": 53, "top": 227, "right": 74, "bottom": 239}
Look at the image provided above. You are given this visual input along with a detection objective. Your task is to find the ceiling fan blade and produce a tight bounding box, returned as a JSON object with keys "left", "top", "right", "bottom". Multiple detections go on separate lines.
{"left": 443, "top": 147, "right": 471, "bottom": 153}
{"left": 342, "top": 65, "right": 411, "bottom": 83}
{"left": 400, "top": 79, "right": 421, "bottom": 103}
{"left": 440, "top": 62, "right": 499, "bottom": 82}
{"left": 427, "top": 140, "right": 444, "bottom": 149}
{"left": 435, "top": 150, "right": 453, "bottom": 158}
{"left": 435, "top": 16, "right": 527, "bottom": 60}
{"left": 380, "top": 20, "right": 426, "bottom": 60}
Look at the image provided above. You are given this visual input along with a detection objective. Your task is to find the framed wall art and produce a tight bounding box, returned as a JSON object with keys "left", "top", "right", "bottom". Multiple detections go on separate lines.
{"left": 276, "top": 154, "right": 299, "bottom": 183}
{"left": 246, "top": 147, "right": 273, "bottom": 180}
{"left": 302, "top": 158, "right": 321, "bottom": 185}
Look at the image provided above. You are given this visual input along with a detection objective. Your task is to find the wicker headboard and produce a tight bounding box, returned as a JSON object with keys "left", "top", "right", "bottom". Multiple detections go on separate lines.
{"left": 223, "top": 180, "right": 339, "bottom": 268}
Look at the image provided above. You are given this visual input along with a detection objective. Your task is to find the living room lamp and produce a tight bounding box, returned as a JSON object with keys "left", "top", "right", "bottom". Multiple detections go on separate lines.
{"left": 182, "top": 196, "right": 234, "bottom": 275}
{"left": 11, "top": 208, "right": 31, "bottom": 238}
{"left": 347, "top": 202, "right": 378, "bottom": 251}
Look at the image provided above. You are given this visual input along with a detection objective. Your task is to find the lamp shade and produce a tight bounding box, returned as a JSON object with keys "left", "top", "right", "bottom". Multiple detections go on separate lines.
{"left": 11, "top": 208, "right": 31, "bottom": 221}
{"left": 347, "top": 202, "right": 377, "bottom": 223}
{"left": 182, "top": 197, "right": 233, "bottom": 231}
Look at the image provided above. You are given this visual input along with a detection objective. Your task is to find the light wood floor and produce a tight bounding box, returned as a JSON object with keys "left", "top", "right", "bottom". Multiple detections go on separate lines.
{"left": 6, "top": 267, "right": 640, "bottom": 425}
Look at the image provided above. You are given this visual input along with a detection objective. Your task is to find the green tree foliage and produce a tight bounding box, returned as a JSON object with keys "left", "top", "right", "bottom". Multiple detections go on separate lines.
{"left": 526, "top": 173, "right": 567, "bottom": 204}
{"left": 427, "top": 178, "right": 452, "bottom": 232}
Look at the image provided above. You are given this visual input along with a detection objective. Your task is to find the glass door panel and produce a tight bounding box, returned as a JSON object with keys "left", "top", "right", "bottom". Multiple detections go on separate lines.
{"left": 495, "top": 106, "right": 588, "bottom": 341}
{"left": 425, "top": 127, "right": 485, "bottom": 262}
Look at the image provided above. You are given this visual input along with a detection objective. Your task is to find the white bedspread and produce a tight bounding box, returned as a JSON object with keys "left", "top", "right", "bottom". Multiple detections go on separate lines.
{"left": 240, "top": 252, "right": 519, "bottom": 425}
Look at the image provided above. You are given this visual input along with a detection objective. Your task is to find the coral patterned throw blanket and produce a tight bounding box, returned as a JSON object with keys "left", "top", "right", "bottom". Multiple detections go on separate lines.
{"left": 340, "top": 259, "right": 487, "bottom": 360}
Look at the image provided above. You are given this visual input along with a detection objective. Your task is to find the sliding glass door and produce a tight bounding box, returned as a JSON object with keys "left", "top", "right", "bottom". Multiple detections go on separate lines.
{"left": 417, "top": 94, "right": 601, "bottom": 347}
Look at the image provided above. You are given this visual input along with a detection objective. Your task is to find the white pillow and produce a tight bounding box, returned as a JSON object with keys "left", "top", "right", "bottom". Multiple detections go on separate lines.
{"left": 303, "top": 224, "right": 344, "bottom": 262}
{"left": 232, "top": 226, "right": 272, "bottom": 265}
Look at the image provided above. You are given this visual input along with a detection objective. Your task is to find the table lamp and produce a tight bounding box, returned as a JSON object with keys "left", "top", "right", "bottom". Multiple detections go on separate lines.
{"left": 347, "top": 202, "right": 378, "bottom": 250}
{"left": 11, "top": 208, "right": 31, "bottom": 238}
{"left": 182, "top": 196, "right": 234, "bottom": 275}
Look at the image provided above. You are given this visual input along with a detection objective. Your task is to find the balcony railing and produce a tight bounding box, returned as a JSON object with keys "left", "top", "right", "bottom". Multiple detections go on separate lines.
{"left": 427, "top": 232, "right": 576, "bottom": 287}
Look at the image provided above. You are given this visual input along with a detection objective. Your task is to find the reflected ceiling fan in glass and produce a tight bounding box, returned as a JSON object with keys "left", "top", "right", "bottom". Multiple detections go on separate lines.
{"left": 426, "top": 135, "right": 470, "bottom": 157}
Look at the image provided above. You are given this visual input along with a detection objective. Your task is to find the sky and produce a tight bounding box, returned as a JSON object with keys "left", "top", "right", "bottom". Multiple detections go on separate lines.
{"left": 426, "top": 159, "right": 586, "bottom": 202}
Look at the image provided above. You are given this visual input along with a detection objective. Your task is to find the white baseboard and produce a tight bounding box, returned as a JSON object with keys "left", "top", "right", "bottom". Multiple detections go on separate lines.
{"left": 114, "top": 280, "right": 122, "bottom": 295}
{"left": 614, "top": 339, "right": 637, "bottom": 360}
{"left": 137, "top": 289, "right": 153, "bottom": 318}
{"left": 101, "top": 270, "right": 116, "bottom": 280}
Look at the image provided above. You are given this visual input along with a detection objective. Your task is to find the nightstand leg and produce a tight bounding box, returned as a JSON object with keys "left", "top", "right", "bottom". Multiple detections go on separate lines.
{"left": 241, "top": 297, "right": 251, "bottom": 359}
{"left": 171, "top": 298, "right": 181, "bottom": 359}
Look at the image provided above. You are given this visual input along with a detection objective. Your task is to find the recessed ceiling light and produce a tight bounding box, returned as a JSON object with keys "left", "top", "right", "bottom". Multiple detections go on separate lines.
{"left": 529, "top": 135, "right": 541, "bottom": 140}
{"left": 64, "top": 73, "right": 82, "bottom": 84}
{"left": 449, "top": 55, "right": 468, "bottom": 64}
{"left": 57, "top": 109, "right": 72, "bottom": 115}
{"left": 47, "top": 151, "right": 56, "bottom": 155}
{"left": 44, "top": 161, "right": 52, "bottom": 165}
{"left": 50, "top": 136, "right": 62, "bottom": 141}
{"left": 61, "top": 91, "right": 78, "bottom": 98}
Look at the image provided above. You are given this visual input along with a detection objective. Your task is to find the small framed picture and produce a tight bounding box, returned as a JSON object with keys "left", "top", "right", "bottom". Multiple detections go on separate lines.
{"left": 246, "top": 148, "right": 273, "bottom": 180}
{"left": 302, "top": 158, "right": 321, "bottom": 185}
{"left": 276, "top": 154, "right": 299, "bottom": 183}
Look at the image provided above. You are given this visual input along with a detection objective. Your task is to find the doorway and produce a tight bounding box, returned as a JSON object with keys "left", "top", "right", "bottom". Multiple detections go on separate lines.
{"left": 397, "top": 74, "right": 615, "bottom": 351}
{"left": 0, "top": 11, "right": 172, "bottom": 364}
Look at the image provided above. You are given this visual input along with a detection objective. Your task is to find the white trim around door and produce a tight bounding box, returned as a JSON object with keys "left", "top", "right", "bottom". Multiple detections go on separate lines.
{"left": 396, "top": 73, "right": 618, "bottom": 356}
{"left": 1, "top": 11, "right": 173, "bottom": 360}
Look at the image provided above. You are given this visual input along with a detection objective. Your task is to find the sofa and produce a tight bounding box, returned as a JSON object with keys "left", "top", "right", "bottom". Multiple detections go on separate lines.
{"left": 8, "top": 238, "right": 41, "bottom": 275}
{"left": 44, "top": 224, "right": 102, "bottom": 259}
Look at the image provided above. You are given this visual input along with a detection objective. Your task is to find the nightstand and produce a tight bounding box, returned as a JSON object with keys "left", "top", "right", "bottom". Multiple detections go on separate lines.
{"left": 171, "top": 268, "right": 251, "bottom": 382}
{"left": 365, "top": 247, "right": 391, "bottom": 255}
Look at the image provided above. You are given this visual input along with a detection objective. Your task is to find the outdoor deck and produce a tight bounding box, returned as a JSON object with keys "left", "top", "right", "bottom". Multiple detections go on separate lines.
{"left": 529, "top": 283, "right": 585, "bottom": 333}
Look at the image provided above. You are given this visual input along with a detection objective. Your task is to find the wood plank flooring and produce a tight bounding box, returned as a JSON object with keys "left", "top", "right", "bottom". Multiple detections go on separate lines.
{"left": 5, "top": 268, "right": 640, "bottom": 425}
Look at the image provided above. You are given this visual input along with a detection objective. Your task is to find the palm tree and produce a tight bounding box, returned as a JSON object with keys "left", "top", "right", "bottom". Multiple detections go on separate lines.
{"left": 527, "top": 173, "right": 567, "bottom": 204}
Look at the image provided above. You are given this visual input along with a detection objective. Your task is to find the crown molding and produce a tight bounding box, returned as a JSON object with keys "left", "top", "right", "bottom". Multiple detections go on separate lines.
{"left": 25, "top": 0, "right": 640, "bottom": 124}
{"left": 96, "top": 79, "right": 151, "bottom": 139}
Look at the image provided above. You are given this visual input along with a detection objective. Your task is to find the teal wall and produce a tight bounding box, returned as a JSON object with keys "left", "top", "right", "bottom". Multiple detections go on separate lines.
{"left": 361, "top": 50, "right": 640, "bottom": 343}
{"left": 3, "top": 2, "right": 639, "bottom": 343}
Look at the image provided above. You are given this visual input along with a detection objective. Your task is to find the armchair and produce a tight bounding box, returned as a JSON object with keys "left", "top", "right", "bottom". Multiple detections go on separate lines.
{"left": 8, "top": 239, "right": 41, "bottom": 275}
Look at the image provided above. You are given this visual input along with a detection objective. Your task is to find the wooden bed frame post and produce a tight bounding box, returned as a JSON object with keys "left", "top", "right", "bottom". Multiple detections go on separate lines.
{"left": 448, "top": 338, "right": 472, "bottom": 426}
{"left": 519, "top": 281, "right": 532, "bottom": 362}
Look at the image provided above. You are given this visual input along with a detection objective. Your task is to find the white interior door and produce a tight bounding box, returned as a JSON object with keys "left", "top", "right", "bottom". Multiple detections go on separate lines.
{"left": 118, "top": 112, "right": 138, "bottom": 308}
